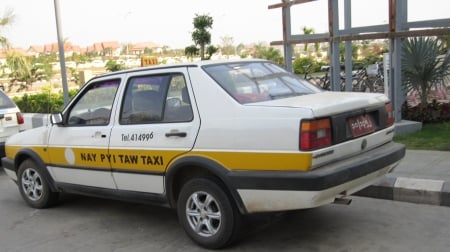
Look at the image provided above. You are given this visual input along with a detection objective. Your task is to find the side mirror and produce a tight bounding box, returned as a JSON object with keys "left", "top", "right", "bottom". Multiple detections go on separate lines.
{"left": 50, "top": 113, "right": 63, "bottom": 125}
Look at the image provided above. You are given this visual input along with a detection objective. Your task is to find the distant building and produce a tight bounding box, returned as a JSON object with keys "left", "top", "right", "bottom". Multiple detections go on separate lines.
{"left": 129, "top": 42, "right": 162, "bottom": 55}
{"left": 3, "top": 40, "right": 164, "bottom": 59}
{"left": 27, "top": 45, "right": 44, "bottom": 57}
{"left": 101, "top": 41, "right": 121, "bottom": 56}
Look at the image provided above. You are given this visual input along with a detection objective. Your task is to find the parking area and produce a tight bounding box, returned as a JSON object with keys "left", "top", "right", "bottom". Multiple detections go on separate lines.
{"left": 2, "top": 169, "right": 450, "bottom": 252}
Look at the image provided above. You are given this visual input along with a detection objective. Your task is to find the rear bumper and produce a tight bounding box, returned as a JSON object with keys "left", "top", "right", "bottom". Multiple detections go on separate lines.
{"left": 228, "top": 142, "right": 405, "bottom": 213}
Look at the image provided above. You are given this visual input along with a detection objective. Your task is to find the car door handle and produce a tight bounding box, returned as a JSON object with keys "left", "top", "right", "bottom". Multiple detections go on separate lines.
{"left": 165, "top": 131, "right": 187, "bottom": 137}
{"left": 93, "top": 131, "right": 107, "bottom": 138}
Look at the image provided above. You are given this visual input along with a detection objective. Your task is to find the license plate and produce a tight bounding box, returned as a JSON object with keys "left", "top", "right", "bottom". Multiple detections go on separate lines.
{"left": 348, "top": 114, "right": 375, "bottom": 137}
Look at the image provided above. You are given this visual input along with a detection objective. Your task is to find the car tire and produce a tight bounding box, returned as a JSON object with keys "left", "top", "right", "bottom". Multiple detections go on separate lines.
{"left": 17, "top": 159, "right": 59, "bottom": 208}
{"left": 177, "top": 177, "right": 241, "bottom": 249}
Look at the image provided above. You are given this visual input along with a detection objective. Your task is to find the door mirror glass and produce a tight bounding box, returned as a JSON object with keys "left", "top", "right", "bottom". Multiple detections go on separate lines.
{"left": 51, "top": 113, "right": 63, "bottom": 125}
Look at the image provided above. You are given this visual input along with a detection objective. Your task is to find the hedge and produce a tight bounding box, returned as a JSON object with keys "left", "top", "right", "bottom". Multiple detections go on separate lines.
{"left": 13, "top": 89, "right": 79, "bottom": 113}
{"left": 402, "top": 100, "right": 450, "bottom": 123}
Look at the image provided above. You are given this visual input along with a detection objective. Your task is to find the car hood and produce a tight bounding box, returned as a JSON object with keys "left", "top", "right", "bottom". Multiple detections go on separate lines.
{"left": 5, "top": 125, "right": 49, "bottom": 147}
{"left": 248, "top": 91, "right": 389, "bottom": 117}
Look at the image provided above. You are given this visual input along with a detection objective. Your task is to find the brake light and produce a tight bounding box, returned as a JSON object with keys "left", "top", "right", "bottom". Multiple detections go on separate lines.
{"left": 16, "top": 112, "right": 24, "bottom": 125}
{"left": 300, "top": 118, "right": 332, "bottom": 151}
{"left": 385, "top": 102, "right": 394, "bottom": 127}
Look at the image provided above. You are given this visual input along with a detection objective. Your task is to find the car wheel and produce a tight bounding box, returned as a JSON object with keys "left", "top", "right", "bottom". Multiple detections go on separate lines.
{"left": 17, "top": 159, "right": 59, "bottom": 208}
{"left": 177, "top": 177, "right": 241, "bottom": 249}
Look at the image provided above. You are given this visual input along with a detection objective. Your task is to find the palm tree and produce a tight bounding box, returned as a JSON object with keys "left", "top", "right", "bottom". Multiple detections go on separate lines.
{"left": 402, "top": 37, "right": 450, "bottom": 106}
{"left": 0, "top": 7, "right": 15, "bottom": 48}
{"left": 302, "top": 26, "right": 315, "bottom": 53}
{"left": 191, "top": 14, "right": 213, "bottom": 60}
{"left": 6, "top": 51, "right": 31, "bottom": 91}
{"left": 254, "top": 43, "right": 283, "bottom": 65}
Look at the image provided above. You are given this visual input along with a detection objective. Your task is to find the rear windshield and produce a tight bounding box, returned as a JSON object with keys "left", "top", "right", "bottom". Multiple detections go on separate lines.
{"left": 203, "top": 62, "right": 322, "bottom": 104}
{"left": 0, "top": 91, "right": 17, "bottom": 109}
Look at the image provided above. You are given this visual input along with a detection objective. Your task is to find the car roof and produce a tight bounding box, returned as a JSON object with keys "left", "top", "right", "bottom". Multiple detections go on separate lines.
{"left": 89, "top": 58, "right": 271, "bottom": 82}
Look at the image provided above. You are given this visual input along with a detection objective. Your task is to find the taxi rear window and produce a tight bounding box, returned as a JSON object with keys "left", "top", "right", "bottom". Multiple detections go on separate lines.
{"left": 203, "top": 62, "right": 321, "bottom": 104}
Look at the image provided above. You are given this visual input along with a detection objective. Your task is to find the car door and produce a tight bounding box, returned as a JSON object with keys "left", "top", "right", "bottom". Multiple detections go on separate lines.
{"left": 108, "top": 68, "right": 200, "bottom": 194}
{"left": 46, "top": 78, "right": 121, "bottom": 189}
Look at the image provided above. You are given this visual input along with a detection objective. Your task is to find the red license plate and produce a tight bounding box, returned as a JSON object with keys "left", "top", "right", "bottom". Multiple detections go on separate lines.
{"left": 348, "top": 114, "right": 375, "bottom": 137}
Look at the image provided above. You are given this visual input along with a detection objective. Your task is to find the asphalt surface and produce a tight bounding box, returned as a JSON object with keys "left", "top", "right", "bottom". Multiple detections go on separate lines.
{"left": 355, "top": 149, "right": 450, "bottom": 207}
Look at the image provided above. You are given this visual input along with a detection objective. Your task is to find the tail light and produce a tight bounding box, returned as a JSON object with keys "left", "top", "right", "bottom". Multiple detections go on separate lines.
{"left": 300, "top": 118, "right": 332, "bottom": 151}
{"left": 16, "top": 112, "right": 24, "bottom": 125}
{"left": 385, "top": 102, "right": 394, "bottom": 127}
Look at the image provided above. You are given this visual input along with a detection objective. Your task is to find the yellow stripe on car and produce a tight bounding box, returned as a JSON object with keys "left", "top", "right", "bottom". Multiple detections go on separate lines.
{"left": 7, "top": 145, "right": 312, "bottom": 172}
{"left": 188, "top": 151, "right": 312, "bottom": 171}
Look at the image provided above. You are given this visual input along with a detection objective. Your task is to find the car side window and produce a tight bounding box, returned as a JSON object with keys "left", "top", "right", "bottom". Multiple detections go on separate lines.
{"left": 67, "top": 79, "right": 120, "bottom": 126}
{"left": 164, "top": 74, "right": 193, "bottom": 123}
{"left": 120, "top": 73, "right": 193, "bottom": 124}
{"left": 120, "top": 75, "right": 169, "bottom": 124}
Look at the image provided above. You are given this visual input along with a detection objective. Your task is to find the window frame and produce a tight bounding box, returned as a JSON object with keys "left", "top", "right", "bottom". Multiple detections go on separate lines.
{"left": 119, "top": 72, "right": 193, "bottom": 125}
{"left": 65, "top": 79, "right": 121, "bottom": 127}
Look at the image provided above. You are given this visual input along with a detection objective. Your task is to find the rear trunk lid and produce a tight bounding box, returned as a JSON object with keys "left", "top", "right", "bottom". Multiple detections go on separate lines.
{"left": 250, "top": 92, "right": 395, "bottom": 168}
{"left": 251, "top": 92, "right": 388, "bottom": 117}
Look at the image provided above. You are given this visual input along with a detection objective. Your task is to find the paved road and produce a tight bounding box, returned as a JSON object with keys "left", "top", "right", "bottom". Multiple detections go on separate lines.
{"left": 1, "top": 171, "right": 450, "bottom": 252}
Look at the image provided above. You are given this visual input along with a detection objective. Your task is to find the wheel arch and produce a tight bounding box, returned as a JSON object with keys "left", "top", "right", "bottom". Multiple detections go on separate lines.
{"left": 13, "top": 148, "right": 58, "bottom": 192}
{"left": 165, "top": 155, "right": 247, "bottom": 214}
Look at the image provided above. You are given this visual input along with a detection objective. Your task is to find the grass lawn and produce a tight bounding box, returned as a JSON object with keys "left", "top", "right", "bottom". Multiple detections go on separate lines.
{"left": 394, "top": 122, "right": 450, "bottom": 151}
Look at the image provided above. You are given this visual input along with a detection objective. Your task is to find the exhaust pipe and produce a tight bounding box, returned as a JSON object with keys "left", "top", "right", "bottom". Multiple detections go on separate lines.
{"left": 333, "top": 197, "right": 352, "bottom": 205}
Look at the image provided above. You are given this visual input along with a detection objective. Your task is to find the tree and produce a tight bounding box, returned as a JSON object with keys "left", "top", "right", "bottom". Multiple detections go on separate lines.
{"left": 103, "top": 47, "right": 113, "bottom": 57}
{"left": 220, "top": 36, "right": 235, "bottom": 56}
{"left": 6, "top": 52, "right": 52, "bottom": 91}
{"left": 254, "top": 43, "right": 283, "bottom": 65}
{"left": 236, "top": 43, "right": 246, "bottom": 57}
{"left": 184, "top": 45, "right": 199, "bottom": 61}
{"left": 105, "top": 60, "right": 125, "bottom": 72}
{"left": 302, "top": 26, "right": 315, "bottom": 53}
{"left": 0, "top": 7, "right": 14, "bottom": 49}
{"left": 191, "top": 14, "right": 214, "bottom": 60}
{"left": 339, "top": 42, "right": 359, "bottom": 62}
{"left": 402, "top": 37, "right": 450, "bottom": 106}
{"left": 67, "top": 52, "right": 89, "bottom": 64}
{"left": 143, "top": 47, "right": 153, "bottom": 55}
{"left": 6, "top": 51, "right": 31, "bottom": 91}
{"left": 205, "top": 45, "right": 218, "bottom": 60}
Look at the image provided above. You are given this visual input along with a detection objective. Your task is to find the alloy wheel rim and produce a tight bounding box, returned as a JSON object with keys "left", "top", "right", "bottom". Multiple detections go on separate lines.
{"left": 21, "top": 168, "right": 43, "bottom": 201}
{"left": 185, "top": 191, "right": 222, "bottom": 237}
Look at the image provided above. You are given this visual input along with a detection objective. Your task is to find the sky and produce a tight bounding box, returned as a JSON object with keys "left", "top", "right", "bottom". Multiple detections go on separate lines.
{"left": 1, "top": 0, "right": 449, "bottom": 50}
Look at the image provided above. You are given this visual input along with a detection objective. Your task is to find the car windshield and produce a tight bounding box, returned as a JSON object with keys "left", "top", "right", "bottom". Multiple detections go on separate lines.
{"left": 203, "top": 62, "right": 322, "bottom": 104}
{"left": 0, "top": 91, "right": 17, "bottom": 109}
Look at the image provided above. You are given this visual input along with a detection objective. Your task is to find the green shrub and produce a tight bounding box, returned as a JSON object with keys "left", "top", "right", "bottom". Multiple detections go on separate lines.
{"left": 292, "top": 57, "right": 323, "bottom": 75}
{"left": 13, "top": 89, "right": 79, "bottom": 113}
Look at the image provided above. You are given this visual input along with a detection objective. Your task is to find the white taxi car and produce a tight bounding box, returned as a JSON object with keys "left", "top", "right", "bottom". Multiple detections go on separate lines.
{"left": 2, "top": 59, "right": 405, "bottom": 249}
